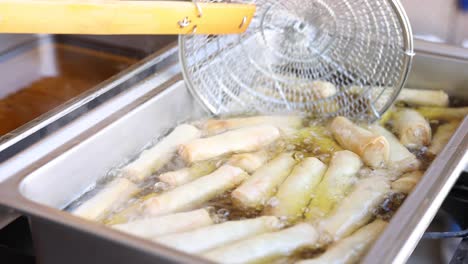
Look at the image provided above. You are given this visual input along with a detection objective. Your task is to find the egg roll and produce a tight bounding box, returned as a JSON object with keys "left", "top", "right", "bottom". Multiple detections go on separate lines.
{"left": 393, "top": 109, "right": 431, "bottom": 148}
{"left": 297, "top": 219, "right": 387, "bottom": 264}
{"left": 227, "top": 150, "right": 270, "bottom": 174}
{"left": 143, "top": 165, "right": 247, "bottom": 216}
{"left": 158, "top": 160, "right": 218, "bottom": 187}
{"left": 202, "top": 223, "right": 319, "bottom": 264}
{"left": 330, "top": 116, "right": 389, "bottom": 168}
{"left": 391, "top": 171, "right": 424, "bottom": 194}
{"left": 306, "top": 150, "right": 362, "bottom": 220}
{"left": 319, "top": 176, "right": 390, "bottom": 240}
{"left": 201, "top": 115, "right": 303, "bottom": 135}
{"left": 368, "top": 124, "right": 420, "bottom": 173}
{"left": 154, "top": 216, "right": 281, "bottom": 254}
{"left": 73, "top": 178, "right": 138, "bottom": 221}
{"left": 397, "top": 88, "right": 449, "bottom": 107}
{"left": 179, "top": 125, "right": 280, "bottom": 163}
{"left": 428, "top": 121, "right": 460, "bottom": 155}
{"left": 112, "top": 208, "right": 213, "bottom": 238}
{"left": 415, "top": 106, "right": 468, "bottom": 122}
{"left": 264, "top": 157, "right": 327, "bottom": 221}
{"left": 311, "top": 81, "right": 337, "bottom": 98}
{"left": 232, "top": 153, "right": 296, "bottom": 210}
{"left": 121, "top": 124, "right": 201, "bottom": 182}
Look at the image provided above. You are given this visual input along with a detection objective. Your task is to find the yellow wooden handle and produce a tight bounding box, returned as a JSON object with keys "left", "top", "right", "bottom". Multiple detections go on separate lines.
{"left": 0, "top": 0, "right": 256, "bottom": 35}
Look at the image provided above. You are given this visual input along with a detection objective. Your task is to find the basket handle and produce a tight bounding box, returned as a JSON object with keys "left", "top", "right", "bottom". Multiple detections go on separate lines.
{"left": 0, "top": 0, "right": 256, "bottom": 35}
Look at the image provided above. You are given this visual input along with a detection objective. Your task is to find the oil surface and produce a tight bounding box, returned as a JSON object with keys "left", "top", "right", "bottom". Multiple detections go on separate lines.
{"left": 0, "top": 42, "right": 135, "bottom": 136}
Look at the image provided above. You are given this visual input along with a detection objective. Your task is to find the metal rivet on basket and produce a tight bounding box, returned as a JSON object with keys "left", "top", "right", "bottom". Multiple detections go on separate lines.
{"left": 178, "top": 17, "right": 191, "bottom": 28}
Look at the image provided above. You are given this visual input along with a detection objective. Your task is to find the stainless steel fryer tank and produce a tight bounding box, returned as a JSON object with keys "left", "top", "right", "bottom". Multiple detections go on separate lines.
{"left": 0, "top": 40, "right": 466, "bottom": 264}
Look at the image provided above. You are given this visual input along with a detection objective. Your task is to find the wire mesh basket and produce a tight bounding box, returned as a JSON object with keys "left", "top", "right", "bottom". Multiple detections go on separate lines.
{"left": 180, "top": 0, "right": 414, "bottom": 121}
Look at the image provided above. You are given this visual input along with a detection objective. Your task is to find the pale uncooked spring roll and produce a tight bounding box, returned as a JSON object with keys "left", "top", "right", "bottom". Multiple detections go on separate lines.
{"left": 265, "top": 157, "right": 327, "bottom": 220}
{"left": 393, "top": 109, "right": 432, "bottom": 148}
{"left": 428, "top": 122, "right": 460, "bottom": 155}
{"left": 330, "top": 116, "right": 389, "bottom": 168}
{"left": 232, "top": 153, "right": 296, "bottom": 209}
{"left": 297, "top": 220, "right": 387, "bottom": 264}
{"left": 158, "top": 160, "right": 218, "bottom": 187}
{"left": 391, "top": 171, "right": 424, "bottom": 194}
{"left": 227, "top": 150, "right": 270, "bottom": 174}
{"left": 291, "top": 81, "right": 338, "bottom": 110}
{"left": 368, "top": 125, "right": 420, "bottom": 173}
{"left": 310, "top": 81, "right": 338, "bottom": 99}
{"left": 121, "top": 124, "right": 201, "bottom": 182}
{"left": 319, "top": 176, "right": 390, "bottom": 240}
{"left": 357, "top": 86, "right": 448, "bottom": 108}
{"left": 202, "top": 223, "right": 319, "bottom": 264}
{"left": 112, "top": 208, "right": 213, "bottom": 238}
{"left": 154, "top": 216, "right": 281, "bottom": 254}
{"left": 179, "top": 125, "right": 280, "bottom": 163}
{"left": 306, "top": 151, "right": 362, "bottom": 220}
{"left": 201, "top": 115, "right": 303, "bottom": 135}
{"left": 416, "top": 106, "right": 468, "bottom": 121}
{"left": 143, "top": 165, "right": 247, "bottom": 216}
{"left": 397, "top": 88, "right": 449, "bottom": 107}
{"left": 73, "top": 178, "right": 138, "bottom": 221}
{"left": 104, "top": 192, "right": 157, "bottom": 225}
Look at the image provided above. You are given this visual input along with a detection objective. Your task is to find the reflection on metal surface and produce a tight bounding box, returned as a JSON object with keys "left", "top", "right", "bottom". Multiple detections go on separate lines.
{"left": 401, "top": 0, "right": 468, "bottom": 47}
